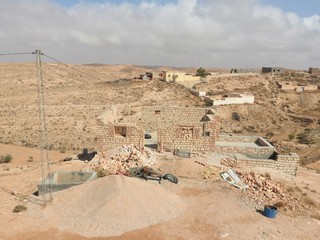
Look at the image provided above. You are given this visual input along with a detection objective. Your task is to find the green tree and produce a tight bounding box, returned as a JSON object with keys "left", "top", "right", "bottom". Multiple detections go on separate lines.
{"left": 172, "top": 74, "right": 178, "bottom": 82}
{"left": 196, "top": 67, "right": 209, "bottom": 77}
{"left": 196, "top": 67, "right": 209, "bottom": 81}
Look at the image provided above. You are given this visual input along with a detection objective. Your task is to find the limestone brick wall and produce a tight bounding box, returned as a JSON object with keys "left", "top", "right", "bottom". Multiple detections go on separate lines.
{"left": 157, "top": 125, "right": 216, "bottom": 152}
{"left": 215, "top": 145, "right": 275, "bottom": 156}
{"left": 238, "top": 153, "right": 299, "bottom": 176}
{"left": 140, "top": 106, "right": 211, "bottom": 130}
{"left": 99, "top": 124, "right": 144, "bottom": 151}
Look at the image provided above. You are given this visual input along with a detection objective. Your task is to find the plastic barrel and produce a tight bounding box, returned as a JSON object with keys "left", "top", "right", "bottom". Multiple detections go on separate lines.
{"left": 264, "top": 205, "right": 278, "bottom": 218}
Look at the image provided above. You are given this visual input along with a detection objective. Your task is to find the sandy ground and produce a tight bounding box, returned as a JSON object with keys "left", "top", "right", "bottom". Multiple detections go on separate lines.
{"left": 0, "top": 144, "right": 319, "bottom": 240}
{"left": 0, "top": 63, "right": 319, "bottom": 239}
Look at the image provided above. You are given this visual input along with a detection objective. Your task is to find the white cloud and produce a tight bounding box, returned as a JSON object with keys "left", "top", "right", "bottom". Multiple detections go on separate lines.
{"left": 0, "top": 0, "right": 319, "bottom": 69}
{"left": 303, "top": 15, "right": 320, "bottom": 31}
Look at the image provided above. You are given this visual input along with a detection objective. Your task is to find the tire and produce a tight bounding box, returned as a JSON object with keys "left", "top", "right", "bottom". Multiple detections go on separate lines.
{"left": 162, "top": 174, "right": 178, "bottom": 184}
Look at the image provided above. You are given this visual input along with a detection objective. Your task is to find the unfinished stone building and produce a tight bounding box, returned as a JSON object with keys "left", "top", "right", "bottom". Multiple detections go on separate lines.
{"left": 98, "top": 106, "right": 219, "bottom": 152}
{"left": 216, "top": 135, "right": 299, "bottom": 176}
{"left": 139, "top": 106, "right": 220, "bottom": 152}
{"left": 97, "top": 106, "right": 299, "bottom": 176}
{"left": 276, "top": 81, "right": 319, "bottom": 92}
{"left": 99, "top": 123, "right": 144, "bottom": 151}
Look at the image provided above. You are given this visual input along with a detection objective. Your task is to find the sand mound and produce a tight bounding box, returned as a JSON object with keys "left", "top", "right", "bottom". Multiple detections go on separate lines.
{"left": 44, "top": 175, "right": 184, "bottom": 237}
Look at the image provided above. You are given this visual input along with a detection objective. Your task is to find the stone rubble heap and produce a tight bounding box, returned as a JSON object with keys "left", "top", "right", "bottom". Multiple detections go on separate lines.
{"left": 220, "top": 157, "right": 238, "bottom": 168}
{"left": 90, "top": 145, "right": 156, "bottom": 174}
{"left": 238, "top": 171, "right": 312, "bottom": 212}
{"left": 202, "top": 166, "right": 221, "bottom": 182}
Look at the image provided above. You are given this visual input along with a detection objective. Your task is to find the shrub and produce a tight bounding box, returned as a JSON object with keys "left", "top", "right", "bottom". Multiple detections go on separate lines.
{"left": 288, "top": 133, "right": 295, "bottom": 141}
{"left": 296, "top": 133, "right": 311, "bottom": 144}
{"left": 13, "top": 205, "right": 27, "bottom": 213}
{"left": 0, "top": 154, "right": 12, "bottom": 163}
{"left": 27, "top": 156, "right": 34, "bottom": 162}
{"left": 232, "top": 112, "right": 241, "bottom": 121}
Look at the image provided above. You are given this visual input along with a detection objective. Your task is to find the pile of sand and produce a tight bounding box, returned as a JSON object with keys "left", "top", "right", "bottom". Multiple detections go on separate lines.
{"left": 43, "top": 175, "right": 184, "bottom": 237}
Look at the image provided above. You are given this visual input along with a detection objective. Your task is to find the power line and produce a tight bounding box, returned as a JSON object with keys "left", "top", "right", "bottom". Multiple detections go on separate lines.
{"left": 42, "top": 53, "right": 104, "bottom": 81}
{"left": 0, "top": 51, "right": 104, "bottom": 82}
{"left": 0, "top": 52, "right": 34, "bottom": 56}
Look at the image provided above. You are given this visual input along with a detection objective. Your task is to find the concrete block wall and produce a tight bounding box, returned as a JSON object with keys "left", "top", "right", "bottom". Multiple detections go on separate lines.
{"left": 99, "top": 124, "right": 144, "bottom": 151}
{"left": 218, "top": 135, "right": 258, "bottom": 143}
{"left": 238, "top": 153, "right": 299, "bottom": 176}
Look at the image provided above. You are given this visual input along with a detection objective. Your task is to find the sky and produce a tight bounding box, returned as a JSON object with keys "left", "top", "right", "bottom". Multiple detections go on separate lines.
{"left": 0, "top": 0, "right": 319, "bottom": 69}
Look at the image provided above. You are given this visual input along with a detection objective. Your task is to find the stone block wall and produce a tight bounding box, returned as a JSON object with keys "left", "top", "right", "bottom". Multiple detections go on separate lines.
{"left": 139, "top": 106, "right": 211, "bottom": 130}
{"left": 215, "top": 145, "right": 275, "bottom": 156}
{"left": 99, "top": 124, "right": 144, "bottom": 151}
{"left": 157, "top": 125, "right": 216, "bottom": 152}
{"left": 238, "top": 153, "right": 299, "bottom": 176}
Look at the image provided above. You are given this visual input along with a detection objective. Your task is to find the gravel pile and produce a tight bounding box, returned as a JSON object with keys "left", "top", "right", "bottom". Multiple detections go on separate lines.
{"left": 44, "top": 175, "right": 183, "bottom": 237}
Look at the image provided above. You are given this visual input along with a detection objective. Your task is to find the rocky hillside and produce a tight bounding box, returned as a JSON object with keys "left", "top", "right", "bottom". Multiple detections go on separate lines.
{"left": 193, "top": 71, "right": 320, "bottom": 165}
{"left": 0, "top": 63, "right": 319, "bottom": 166}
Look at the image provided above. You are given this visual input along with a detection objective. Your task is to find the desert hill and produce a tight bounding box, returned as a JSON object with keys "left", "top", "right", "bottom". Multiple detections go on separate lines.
{"left": 0, "top": 62, "right": 319, "bottom": 167}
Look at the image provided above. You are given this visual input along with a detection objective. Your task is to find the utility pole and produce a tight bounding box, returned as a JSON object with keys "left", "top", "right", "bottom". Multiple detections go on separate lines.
{"left": 35, "top": 50, "right": 52, "bottom": 202}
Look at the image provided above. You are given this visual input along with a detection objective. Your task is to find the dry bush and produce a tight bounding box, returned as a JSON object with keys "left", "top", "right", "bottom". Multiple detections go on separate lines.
{"left": 13, "top": 205, "right": 27, "bottom": 213}
{"left": 0, "top": 154, "right": 12, "bottom": 163}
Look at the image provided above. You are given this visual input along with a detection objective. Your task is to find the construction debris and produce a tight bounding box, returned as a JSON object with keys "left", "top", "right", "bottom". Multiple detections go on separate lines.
{"left": 89, "top": 145, "right": 156, "bottom": 175}
{"left": 238, "top": 171, "right": 317, "bottom": 213}
{"left": 221, "top": 169, "right": 248, "bottom": 190}
{"left": 202, "top": 167, "right": 221, "bottom": 182}
{"left": 220, "top": 157, "right": 238, "bottom": 168}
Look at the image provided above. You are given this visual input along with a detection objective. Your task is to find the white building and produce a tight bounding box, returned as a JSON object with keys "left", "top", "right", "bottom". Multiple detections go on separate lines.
{"left": 205, "top": 94, "right": 254, "bottom": 106}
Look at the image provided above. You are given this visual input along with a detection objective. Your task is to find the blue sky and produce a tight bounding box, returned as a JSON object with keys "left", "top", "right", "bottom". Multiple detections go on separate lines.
{"left": 53, "top": 0, "right": 319, "bottom": 17}
{"left": 1, "top": 0, "right": 319, "bottom": 68}
{"left": 262, "top": 0, "right": 320, "bottom": 17}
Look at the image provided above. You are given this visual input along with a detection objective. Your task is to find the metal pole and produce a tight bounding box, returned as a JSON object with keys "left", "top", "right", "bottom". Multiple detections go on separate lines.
{"left": 35, "top": 50, "right": 52, "bottom": 202}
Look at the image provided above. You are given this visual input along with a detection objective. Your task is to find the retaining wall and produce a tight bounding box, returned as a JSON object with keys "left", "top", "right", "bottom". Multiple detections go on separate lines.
{"left": 238, "top": 153, "right": 299, "bottom": 176}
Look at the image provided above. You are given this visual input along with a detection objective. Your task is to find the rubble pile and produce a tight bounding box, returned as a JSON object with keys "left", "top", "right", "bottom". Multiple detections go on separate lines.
{"left": 238, "top": 172, "right": 312, "bottom": 212}
{"left": 220, "top": 157, "right": 238, "bottom": 168}
{"left": 202, "top": 165, "right": 222, "bottom": 182}
{"left": 90, "top": 145, "right": 156, "bottom": 174}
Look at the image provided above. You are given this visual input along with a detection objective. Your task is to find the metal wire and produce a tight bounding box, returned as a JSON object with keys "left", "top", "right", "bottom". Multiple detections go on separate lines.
{"left": 0, "top": 52, "right": 34, "bottom": 56}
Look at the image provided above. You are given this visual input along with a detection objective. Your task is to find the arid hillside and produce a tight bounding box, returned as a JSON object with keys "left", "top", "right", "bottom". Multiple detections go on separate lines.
{"left": 193, "top": 71, "right": 320, "bottom": 166}
{"left": 0, "top": 63, "right": 319, "bottom": 167}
